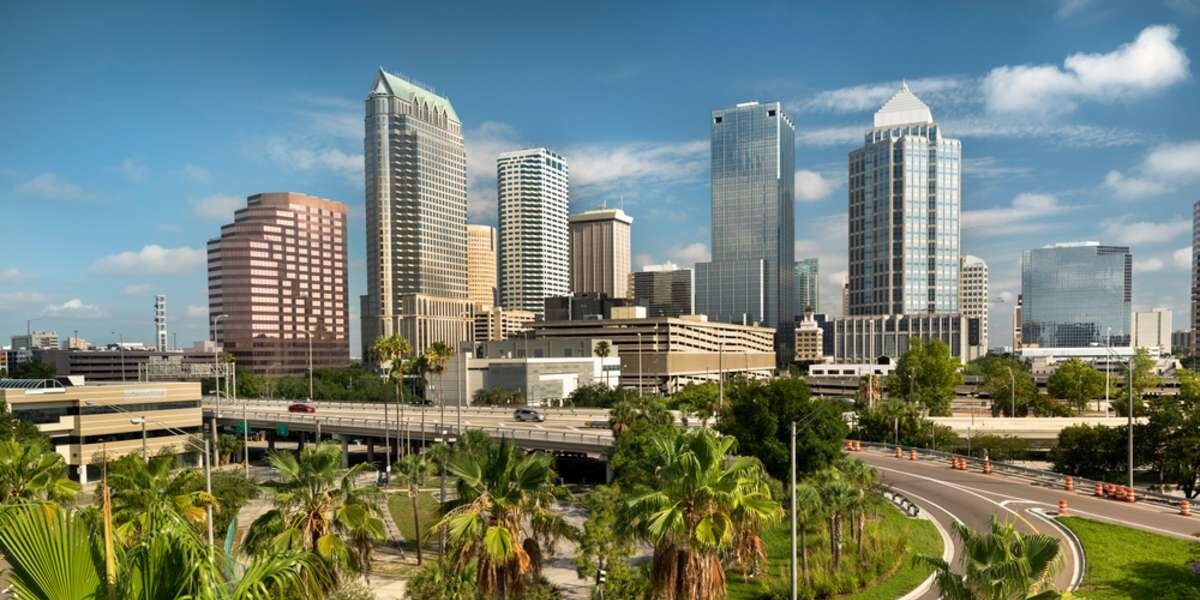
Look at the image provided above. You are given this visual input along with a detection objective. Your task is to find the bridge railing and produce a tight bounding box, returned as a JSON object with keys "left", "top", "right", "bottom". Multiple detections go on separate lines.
{"left": 858, "top": 440, "right": 1180, "bottom": 508}
{"left": 219, "top": 409, "right": 614, "bottom": 449}
{"left": 203, "top": 397, "right": 611, "bottom": 416}
{"left": 882, "top": 489, "right": 921, "bottom": 517}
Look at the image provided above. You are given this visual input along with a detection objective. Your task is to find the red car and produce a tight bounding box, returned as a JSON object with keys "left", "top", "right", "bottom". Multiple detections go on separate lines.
{"left": 287, "top": 403, "right": 316, "bottom": 413}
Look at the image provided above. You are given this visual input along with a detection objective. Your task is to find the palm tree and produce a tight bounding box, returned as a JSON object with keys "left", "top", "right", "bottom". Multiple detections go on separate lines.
{"left": 423, "top": 340, "right": 455, "bottom": 443}
{"left": 624, "top": 429, "right": 780, "bottom": 600}
{"left": 244, "top": 442, "right": 385, "bottom": 584}
{"left": 0, "top": 502, "right": 327, "bottom": 599}
{"left": 372, "top": 334, "right": 411, "bottom": 460}
{"left": 837, "top": 458, "right": 877, "bottom": 562}
{"left": 107, "top": 453, "right": 214, "bottom": 545}
{"left": 730, "top": 467, "right": 784, "bottom": 577}
{"left": 814, "top": 470, "right": 857, "bottom": 571}
{"left": 593, "top": 340, "right": 611, "bottom": 359}
{"left": 394, "top": 452, "right": 435, "bottom": 565}
{"left": 916, "top": 516, "right": 1063, "bottom": 600}
{"left": 0, "top": 438, "right": 80, "bottom": 503}
{"left": 436, "top": 437, "right": 560, "bottom": 598}
{"left": 792, "top": 482, "right": 823, "bottom": 585}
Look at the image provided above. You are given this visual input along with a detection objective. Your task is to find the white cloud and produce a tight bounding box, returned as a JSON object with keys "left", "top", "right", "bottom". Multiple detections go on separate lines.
{"left": 567, "top": 140, "right": 708, "bottom": 189}
{"left": 16, "top": 172, "right": 83, "bottom": 199}
{"left": 1102, "top": 170, "right": 1168, "bottom": 200}
{"left": 794, "top": 170, "right": 837, "bottom": 201}
{"left": 120, "top": 158, "right": 149, "bottom": 183}
{"left": 0, "top": 268, "right": 20, "bottom": 282}
{"left": 794, "top": 77, "right": 973, "bottom": 114}
{"left": 634, "top": 253, "right": 656, "bottom": 270}
{"left": 1134, "top": 257, "right": 1165, "bottom": 272}
{"left": 667, "top": 242, "right": 710, "bottom": 267}
{"left": 1144, "top": 140, "right": 1200, "bottom": 182}
{"left": 464, "top": 122, "right": 521, "bottom": 222}
{"left": 963, "top": 193, "right": 1073, "bottom": 235}
{"left": 796, "top": 119, "right": 1144, "bottom": 148}
{"left": 192, "top": 194, "right": 243, "bottom": 221}
{"left": 41, "top": 298, "right": 105, "bottom": 319}
{"left": 121, "top": 283, "right": 155, "bottom": 296}
{"left": 185, "top": 305, "right": 209, "bottom": 320}
{"left": 89, "top": 245, "right": 205, "bottom": 275}
{"left": 982, "top": 25, "right": 1189, "bottom": 116}
{"left": 182, "top": 164, "right": 212, "bottom": 184}
{"left": 962, "top": 157, "right": 1033, "bottom": 179}
{"left": 1174, "top": 246, "right": 1193, "bottom": 269}
{"left": 291, "top": 93, "right": 360, "bottom": 140}
{"left": 261, "top": 138, "right": 363, "bottom": 185}
{"left": 1056, "top": 0, "right": 1094, "bottom": 19}
{"left": 1101, "top": 217, "right": 1190, "bottom": 245}
{"left": 0, "top": 291, "right": 48, "bottom": 308}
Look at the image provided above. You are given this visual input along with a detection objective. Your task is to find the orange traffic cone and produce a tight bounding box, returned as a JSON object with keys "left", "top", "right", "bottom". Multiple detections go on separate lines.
{"left": 909, "top": 449, "right": 917, "bottom": 461}
{"left": 895, "top": 446, "right": 902, "bottom": 459}
{"left": 1094, "top": 481, "right": 1103, "bottom": 497}
{"left": 1126, "top": 487, "right": 1136, "bottom": 503}
{"left": 982, "top": 459, "right": 992, "bottom": 474}
{"left": 1181, "top": 500, "right": 1191, "bottom": 517}
{"left": 1065, "top": 476, "right": 1074, "bottom": 492}
{"left": 1058, "top": 498, "right": 1068, "bottom": 516}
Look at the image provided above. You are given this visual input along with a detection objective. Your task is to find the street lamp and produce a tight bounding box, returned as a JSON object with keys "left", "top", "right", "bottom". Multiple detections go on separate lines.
{"left": 211, "top": 313, "right": 229, "bottom": 467}
{"left": 434, "top": 428, "right": 457, "bottom": 558}
{"left": 789, "top": 406, "right": 832, "bottom": 600}
{"left": 129, "top": 416, "right": 147, "bottom": 462}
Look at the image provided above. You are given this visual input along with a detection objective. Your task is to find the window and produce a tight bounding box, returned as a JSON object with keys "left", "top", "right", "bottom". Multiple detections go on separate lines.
{"left": 713, "top": 116, "right": 723, "bottom": 124}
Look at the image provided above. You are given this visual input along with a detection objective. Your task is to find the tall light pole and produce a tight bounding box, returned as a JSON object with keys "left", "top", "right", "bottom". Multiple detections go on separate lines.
{"left": 1127, "top": 356, "right": 1134, "bottom": 492}
{"left": 636, "top": 332, "right": 643, "bottom": 398}
{"left": 1005, "top": 366, "right": 1015, "bottom": 417}
{"left": 111, "top": 331, "right": 126, "bottom": 382}
{"left": 718, "top": 339, "right": 725, "bottom": 417}
{"left": 789, "top": 420, "right": 797, "bottom": 600}
{"left": 130, "top": 416, "right": 147, "bottom": 462}
{"left": 210, "top": 314, "right": 228, "bottom": 467}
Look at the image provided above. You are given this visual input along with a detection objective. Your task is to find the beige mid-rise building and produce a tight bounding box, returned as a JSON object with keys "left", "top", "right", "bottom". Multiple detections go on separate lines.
{"left": 207, "top": 192, "right": 349, "bottom": 374}
{"left": 467, "top": 224, "right": 498, "bottom": 307}
{"left": 570, "top": 208, "right": 633, "bottom": 298}
{"left": 794, "top": 309, "right": 824, "bottom": 362}
{"left": 960, "top": 255, "right": 989, "bottom": 351}
{"left": 1132, "top": 308, "right": 1172, "bottom": 353}
{"left": 473, "top": 305, "right": 536, "bottom": 342}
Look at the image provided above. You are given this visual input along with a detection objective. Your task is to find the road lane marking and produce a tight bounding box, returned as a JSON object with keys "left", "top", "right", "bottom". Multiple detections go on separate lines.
{"left": 873, "top": 464, "right": 1040, "bottom": 532}
{"left": 891, "top": 486, "right": 960, "bottom": 600}
{"left": 1028, "top": 507, "right": 1084, "bottom": 592}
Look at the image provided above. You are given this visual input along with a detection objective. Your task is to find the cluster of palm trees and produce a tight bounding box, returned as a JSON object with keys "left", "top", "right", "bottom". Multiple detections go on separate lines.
{"left": 370, "top": 335, "right": 455, "bottom": 460}
{"left": 790, "top": 458, "right": 879, "bottom": 588}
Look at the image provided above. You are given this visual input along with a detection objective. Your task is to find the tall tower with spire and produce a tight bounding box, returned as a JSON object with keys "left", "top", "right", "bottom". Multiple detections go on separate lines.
{"left": 846, "top": 82, "right": 961, "bottom": 316}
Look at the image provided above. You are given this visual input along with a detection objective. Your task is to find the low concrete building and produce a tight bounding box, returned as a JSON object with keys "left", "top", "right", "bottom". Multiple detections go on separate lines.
{"left": 533, "top": 314, "right": 776, "bottom": 393}
{"left": 34, "top": 348, "right": 221, "bottom": 382}
{"left": 0, "top": 379, "right": 203, "bottom": 484}
{"left": 543, "top": 292, "right": 642, "bottom": 321}
{"left": 433, "top": 338, "right": 621, "bottom": 407}
{"left": 830, "top": 313, "right": 984, "bottom": 364}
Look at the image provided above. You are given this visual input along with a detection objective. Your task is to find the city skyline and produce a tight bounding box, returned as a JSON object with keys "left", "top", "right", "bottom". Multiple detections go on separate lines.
{"left": 2, "top": 3, "right": 1197, "bottom": 354}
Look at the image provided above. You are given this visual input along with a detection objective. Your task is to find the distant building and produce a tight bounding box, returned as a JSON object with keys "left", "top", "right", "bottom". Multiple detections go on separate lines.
{"left": 795, "top": 257, "right": 819, "bottom": 314}
{"left": 362, "top": 68, "right": 471, "bottom": 358}
{"left": 1172, "top": 330, "right": 1193, "bottom": 355}
{"left": 533, "top": 314, "right": 776, "bottom": 393}
{"left": 1132, "top": 308, "right": 1172, "bottom": 354}
{"left": 467, "top": 224, "right": 498, "bottom": 308}
{"left": 154, "top": 294, "right": 167, "bottom": 352}
{"left": 841, "top": 279, "right": 849, "bottom": 317}
{"left": 570, "top": 208, "right": 633, "bottom": 299}
{"left": 1013, "top": 293, "right": 1023, "bottom": 349}
{"left": 35, "top": 347, "right": 222, "bottom": 382}
{"left": 543, "top": 292, "right": 641, "bottom": 322}
{"left": 793, "top": 309, "right": 824, "bottom": 363}
{"left": 830, "top": 313, "right": 984, "bottom": 364}
{"left": 11, "top": 331, "right": 59, "bottom": 351}
{"left": 848, "top": 83, "right": 960, "bottom": 316}
{"left": 632, "top": 262, "right": 694, "bottom": 317}
{"left": 433, "top": 338, "right": 621, "bottom": 408}
{"left": 1021, "top": 242, "right": 1132, "bottom": 348}
{"left": 498, "top": 148, "right": 570, "bottom": 316}
{"left": 62, "top": 336, "right": 90, "bottom": 351}
{"left": 0, "top": 379, "right": 202, "bottom": 484}
{"left": 473, "top": 305, "right": 536, "bottom": 342}
{"left": 959, "top": 255, "right": 989, "bottom": 351}
{"left": 207, "top": 192, "right": 350, "bottom": 374}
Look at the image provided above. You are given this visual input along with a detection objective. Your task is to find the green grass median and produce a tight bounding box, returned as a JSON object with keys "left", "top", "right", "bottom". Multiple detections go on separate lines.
{"left": 1058, "top": 516, "right": 1200, "bottom": 600}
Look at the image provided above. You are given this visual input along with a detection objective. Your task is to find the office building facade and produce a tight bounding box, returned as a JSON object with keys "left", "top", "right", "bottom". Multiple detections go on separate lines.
{"left": 1021, "top": 242, "right": 1132, "bottom": 348}
{"left": 847, "top": 83, "right": 961, "bottom": 316}
{"left": 795, "top": 257, "right": 819, "bottom": 313}
{"left": 695, "top": 100, "right": 795, "bottom": 353}
{"left": 570, "top": 208, "right": 632, "bottom": 299}
{"left": 959, "top": 255, "right": 989, "bottom": 351}
{"left": 543, "top": 292, "right": 641, "bottom": 322}
{"left": 497, "top": 148, "right": 569, "bottom": 316}
{"left": 207, "top": 192, "right": 349, "bottom": 373}
{"left": 362, "top": 68, "right": 471, "bottom": 358}
{"left": 473, "top": 305, "right": 536, "bottom": 342}
{"left": 11, "top": 331, "right": 59, "bottom": 351}
{"left": 467, "top": 224, "right": 498, "bottom": 307}
{"left": 830, "top": 313, "right": 983, "bottom": 364}
{"left": 1132, "top": 308, "right": 1172, "bottom": 353}
{"left": 633, "top": 262, "right": 694, "bottom": 317}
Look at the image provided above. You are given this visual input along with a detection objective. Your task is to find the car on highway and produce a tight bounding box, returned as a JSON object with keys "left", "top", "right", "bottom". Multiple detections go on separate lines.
{"left": 287, "top": 403, "right": 316, "bottom": 413}
{"left": 513, "top": 408, "right": 545, "bottom": 422}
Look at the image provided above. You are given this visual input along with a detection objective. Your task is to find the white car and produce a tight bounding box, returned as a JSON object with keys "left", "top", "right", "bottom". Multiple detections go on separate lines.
{"left": 513, "top": 408, "right": 545, "bottom": 422}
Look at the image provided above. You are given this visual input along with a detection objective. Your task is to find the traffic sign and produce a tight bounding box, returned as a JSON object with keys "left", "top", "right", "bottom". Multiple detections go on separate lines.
{"left": 275, "top": 424, "right": 289, "bottom": 437}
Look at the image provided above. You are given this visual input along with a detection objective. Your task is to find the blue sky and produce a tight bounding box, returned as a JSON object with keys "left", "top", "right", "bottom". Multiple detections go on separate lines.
{"left": 1, "top": 0, "right": 1197, "bottom": 354}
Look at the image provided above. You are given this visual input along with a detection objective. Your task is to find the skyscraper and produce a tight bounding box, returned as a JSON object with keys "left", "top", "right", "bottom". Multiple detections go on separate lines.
{"left": 1193, "top": 201, "right": 1199, "bottom": 357}
{"left": 208, "top": 192, "right": 349, "bottom": 373}
{"left": 154, "top": 294, "right": 167, "bottom": 352}
{"left": 959, "top": 255, "right": 989, "bottom": 351}
{"left": 847, "top": 83, "right": 961, "bottom": 316}
{"left": 570, "top": 208, "right": 633, "bottom": 298}
{"left": 795, "top": 257, "right": 819, "bottom": 314}
{"left": 362, "top": 68, "right": 472, "bottom": 358}
{"left": 1021, "top": 242, "right": 1132, "bottom": 348}
{"left": 497, "top": 148, "right": 570, "bottom": 316}
{"left": 633, "top": 262, "right": 694, "bottom": 317}
{"left": 695, "top": 101, "right": 795, "bottom": 357}
{"left": 467, "top": 224, "right": 497, "bottom": 307}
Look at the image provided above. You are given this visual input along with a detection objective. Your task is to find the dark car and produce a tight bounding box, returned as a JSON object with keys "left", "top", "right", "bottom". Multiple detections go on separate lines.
{"left": 287, "top": 403, "right": 316, "bottom": 413}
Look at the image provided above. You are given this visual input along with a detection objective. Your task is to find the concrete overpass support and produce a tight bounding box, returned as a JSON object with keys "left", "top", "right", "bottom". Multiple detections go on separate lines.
{"left": 367, "top": 439, "right": 375, "bottom": 464}
{"left": 339, "top": 435, "right": 349, "bottom": 468}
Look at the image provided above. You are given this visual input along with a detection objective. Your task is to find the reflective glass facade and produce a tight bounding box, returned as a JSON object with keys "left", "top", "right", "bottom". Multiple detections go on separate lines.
{"left": 1021, "top": 244, "right": 1132, "bottom": 348}
{"left": 795, "top": 257, "right": 819, "bottom": 314}
{"left": 696, "top": 101, "right": 795, "bottom": 330}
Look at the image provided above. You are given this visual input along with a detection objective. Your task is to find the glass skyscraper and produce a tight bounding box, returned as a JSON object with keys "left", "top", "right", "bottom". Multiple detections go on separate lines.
{"left": 695, "top": 101, "right": 795, "bottom": 339}
{"left": 1021, "top": 242, "right": 1132, "bottom": 348}
{"left": 847, "top": 83, "right": 961, "bottom": 316}
{"left": 795, "top": 257, "right": 819, "bottom": 314}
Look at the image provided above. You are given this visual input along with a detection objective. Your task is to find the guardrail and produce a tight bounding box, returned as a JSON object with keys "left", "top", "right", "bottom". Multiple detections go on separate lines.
{"left": 203, "top": 397, "right": 612, "bottom": 416}
{"left": 858, "top": 440, "right": 1180, "bottom": 508}
{"left": 883, "top": 489, "right": 921, "bottom": 517}
{"left": 212, "top": 409, "right": 614, "bottom": 449}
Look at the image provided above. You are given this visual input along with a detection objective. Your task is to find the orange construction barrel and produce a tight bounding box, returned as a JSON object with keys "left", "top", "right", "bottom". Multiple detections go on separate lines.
{"left": 1058, "top": 498, "right": 1068, "bottom": 516}
{"left": 983, "top": 459, "right": 992, "bottom": 474}
{"left": 1065, "top": 476, "right": 1074, "bottom": 492}
{"left": 1094, "top": 482, "right": 1103, "bottom": 497}
{"left": 895, "top": 446, "right": 902, "bottom": 458}
{"left": 909, "top": 449, "right": 917, "bottom": 461}
{"left": 1181, "top": 500, "right": 1191, "bottom": 517}
{"left": 1126, "top": 487, "right": 1136, "bottom": 503}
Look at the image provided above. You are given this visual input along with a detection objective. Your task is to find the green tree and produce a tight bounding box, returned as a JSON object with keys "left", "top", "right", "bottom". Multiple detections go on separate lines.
{"left": 916, "top": 516, "right": 1062, "bottom": 600}
{"left": 9, "top": 357, "right": 55, "bottom": 380}
{"left": 406, "top": 560, "right": 480, "bottom": 600}
{"left": 976, "top": 356, "right": 1037, "bottom": 417}
{"left": 670, "top": 382, "right": 720, "bottom": 426}
{"left": 1050, "top": 424, "right": 1124, "bottom": 480}
{"left": 437, "top": 438, "right": 563, "bottom": 598}
{"left": 593, "top": 340, "right": 611, "bottom": 359}
{"left": 0, "top": 401, "right": 46, "bottom": 444}
{"left": 856, "top": 400, "right": 959, "bottom": 448}
{"left": 472, "top": 388, "right": 523, "bottom": 406}
{"left": 792, "top": 482, "right": 823, "bottom": 585}
{"left": 624, "top": 429, "right": 780, "bottom": 600}
{"left": 394, "top": 452, "right": 436, "bottom": 565}
{"left": 423, "top": 340, "right": 455, "bottom": 409}
{"left": 372, "top": 335, "right": 412, "bottom": 458}
{"left": 890, "top": 339, "right": 962, "bottom": 416}
{"left": 0, "top": 438, "right": 80, "bottom": 503}
{"left": 218, "top": 432, "right": 242, "bottom": 465}
{"left": 210, "top": 469, "right": 261, "bottom": 535}
{"left": 1114, "top": 347, "right": 1160, "bottom": 416}
{"left": 716, "top": 377, "right": 848, "bottom": 480}
{"left": 575, "top": 484, "right": 649, "bottom": 598}
{"left": 107, "top": 453, "right": 213, "bottom": 545}
{"left": 568, "top": 383, "right": 630, "bottom": 408}
{"left": 607, "top": 396, "right": 676, "bottom": 488}
{"left": 1046, "top": 358, "right": 1105, "bottom": 411}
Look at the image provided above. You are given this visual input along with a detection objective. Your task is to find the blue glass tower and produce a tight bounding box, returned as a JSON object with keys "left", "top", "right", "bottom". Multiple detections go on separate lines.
{"left": 1021, "top": 243, "right": 1132, "bottom": 348}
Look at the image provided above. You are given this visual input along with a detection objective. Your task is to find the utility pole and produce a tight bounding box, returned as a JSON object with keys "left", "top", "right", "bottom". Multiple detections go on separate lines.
{"left": 789, "top": 420, "right": 797, "bottom": 600}
{"left": 1128, "top": 357, "right": 1134, "bottom": 492}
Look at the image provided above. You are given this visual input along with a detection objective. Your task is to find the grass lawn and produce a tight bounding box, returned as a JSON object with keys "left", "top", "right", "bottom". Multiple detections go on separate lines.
{"left": 387, "top": 491, "right": 443, "bottom": 549}
{"left": 727, "top": 503, "right": 942, "bottom": 600}
{"left": 1059, "top": 516, "right": 1200, "bottom": 600}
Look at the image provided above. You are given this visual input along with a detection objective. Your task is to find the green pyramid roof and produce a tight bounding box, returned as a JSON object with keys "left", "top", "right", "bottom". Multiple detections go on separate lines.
{"left": 373, "top": 67, "right": 459, "bottom": 123}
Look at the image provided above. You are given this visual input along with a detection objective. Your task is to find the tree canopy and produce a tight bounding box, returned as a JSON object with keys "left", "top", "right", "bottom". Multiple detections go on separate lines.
{"left": 890, "top": 339, "right": 962, "bottom": 416}
{"left": 1046, "top": 358, "right": 1105, "bottom": 411}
